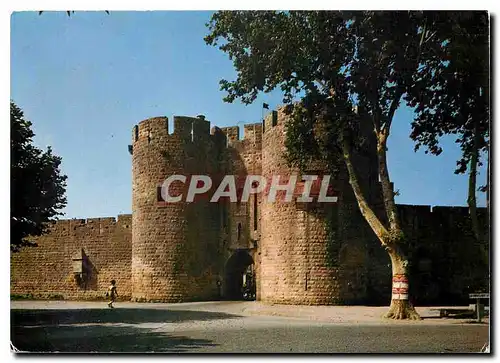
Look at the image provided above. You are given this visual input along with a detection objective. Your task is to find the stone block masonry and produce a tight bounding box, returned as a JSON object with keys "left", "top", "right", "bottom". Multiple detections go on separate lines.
{"left": 11, "top": 108, "right": 489, "bottom": 305}
{"left": 131, "top": 115, "right": 224, "bottom": 302}
{"left": 11, "top": 215, "right": 132, "bottom": 300}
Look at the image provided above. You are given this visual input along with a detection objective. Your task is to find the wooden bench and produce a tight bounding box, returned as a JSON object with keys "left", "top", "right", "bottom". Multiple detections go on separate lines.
{"left": 430, "top": 292, "right": 490, "bottom": 321}
{"left": 469, "top": 293, "right": 490, "bottom": 323}
{"left": 431, "top": 307, "right": 474, "bottom": 318}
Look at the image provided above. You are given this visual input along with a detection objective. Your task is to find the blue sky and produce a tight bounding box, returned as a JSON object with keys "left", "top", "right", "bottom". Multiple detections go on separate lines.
{"left": 10, "top": 11, "right": 487, "bottom": 218}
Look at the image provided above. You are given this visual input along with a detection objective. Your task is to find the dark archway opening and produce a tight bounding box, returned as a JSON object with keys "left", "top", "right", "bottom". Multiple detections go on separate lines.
{"left": 224, "top": 249, "right": 255, "bottom": 300}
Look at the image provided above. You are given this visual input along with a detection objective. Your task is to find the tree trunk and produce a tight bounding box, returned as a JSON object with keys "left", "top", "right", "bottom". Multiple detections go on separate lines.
{"left": 342, "top": 136, "right": 421, "bottom": 320}
{"left": 376, "top": 130, "right": 401, "bottom": 231}
{"left": 376, "top": 130, "right": 421, "bottom": 319}
{"left": 486, "top": 144, "right": 490, "bottom": 215}
{"left": 468, "top": 122, "right": 480, "bottom": 242}
{"left": 383, "top": 246, "right": 421, "bottom": 320}
{"left": 486, "top": 145, "right": 489, "bottom": 215}
{"left": 467, "top": 122, "right": 489, "bottom": 265}
{"left": 341, "top": 137, "right": 388, "bottom": 242}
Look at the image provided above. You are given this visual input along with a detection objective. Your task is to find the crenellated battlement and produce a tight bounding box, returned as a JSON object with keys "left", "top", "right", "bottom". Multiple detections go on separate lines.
{"left": 132, "top": 116, "right": 169, "bottom": 143}
{"left": 131, "top": 115, "right": 230, "bottom": 155}
{"left": 262, "top": 106, "right": 289, "bottom": 133}
{"left": 131, "top": 114, "right": 269, "bottom": 158}
{"left": 173, "top": 116, "right": 211, "bottom": 143}
{"left": 221, "top": 123, "right": 263, "bottom": 160}
{"left": 243, "top": 123, "right": 263, "bottom": 143}
{"left": 48, "top": 215, "right": 133, "bottom": 229}
{"left": 220, "top": 126, "right": 240, "bottom": 142}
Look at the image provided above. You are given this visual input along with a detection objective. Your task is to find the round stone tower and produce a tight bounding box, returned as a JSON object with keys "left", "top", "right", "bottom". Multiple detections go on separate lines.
{"left": 259, "top": 107, "right": 370, "bottom": 305}
{"left": 131, "top": 115, "right": 226, "bottom": 302}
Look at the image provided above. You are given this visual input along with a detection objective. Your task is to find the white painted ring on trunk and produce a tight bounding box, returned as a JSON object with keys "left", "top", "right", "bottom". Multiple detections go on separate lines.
{"left": 392, "top": 293, "right": 409, "bottom": 300}
{"left": 392, "top": 282, "right": 409, "bottom": 289}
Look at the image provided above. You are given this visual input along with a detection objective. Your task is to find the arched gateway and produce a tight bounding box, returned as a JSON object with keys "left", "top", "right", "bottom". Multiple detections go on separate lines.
{"left": 224, "top": 249, "right": 255, "bottom": 300}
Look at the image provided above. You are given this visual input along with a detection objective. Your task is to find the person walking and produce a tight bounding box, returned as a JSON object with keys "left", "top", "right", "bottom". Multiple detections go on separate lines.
{"left": 107, "top": 279, "right": 118, "bottom": 308}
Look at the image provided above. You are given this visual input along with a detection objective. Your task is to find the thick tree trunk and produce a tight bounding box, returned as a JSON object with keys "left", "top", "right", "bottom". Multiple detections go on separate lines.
{"left": 383, "top": 246, "right": 421, "bottom": 320}
{"left": 376, "top": 132, "right": 421, "bottom": 319}
{"left": 342, "top": 136, "right": 421, "bottom": 320}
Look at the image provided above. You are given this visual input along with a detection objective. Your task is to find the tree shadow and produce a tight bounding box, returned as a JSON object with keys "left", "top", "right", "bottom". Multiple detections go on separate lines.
{"left": 11, "top": 308, "right": 242, "bottom": 326}
{"left": 11, "top": 308, "right": 242, "bottom": 353}
{"left": 12, "top": 324, "right": 217, "bottom": 353}
{"left": 419, "top": 309, "right": 489, "bottom": 320}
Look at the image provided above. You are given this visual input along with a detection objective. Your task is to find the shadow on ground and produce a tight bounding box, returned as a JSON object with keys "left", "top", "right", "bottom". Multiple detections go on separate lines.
{"left": 420, "top": 311, "right": 489, "bottom": 320}
{"left": 11, "top": 308, "right": 242, "bottom": 353}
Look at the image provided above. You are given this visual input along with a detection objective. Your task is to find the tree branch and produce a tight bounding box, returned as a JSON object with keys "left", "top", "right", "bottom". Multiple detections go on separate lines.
{"left": 341, "top": 135, "right": 389, "bottom": 244}
{"left": 377, "top": 130, "right": 401, "bottom": 233}
{"left": 383, "top": 86, "right": 405, "bottom": 132}
{"left": 369, "top": 78, "right": 382, "bottom": 133}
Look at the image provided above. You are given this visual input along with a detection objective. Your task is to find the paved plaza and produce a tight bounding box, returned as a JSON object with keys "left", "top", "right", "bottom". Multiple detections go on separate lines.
{"left": 11, "top": 301, "right": 489, "bottom": 353}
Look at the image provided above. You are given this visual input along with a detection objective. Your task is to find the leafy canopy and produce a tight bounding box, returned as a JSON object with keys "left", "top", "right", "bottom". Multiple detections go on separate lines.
{"left": 205, "top": 11, "right": 450, "bottom": 170}
{"left": 11, "top": 102, "right": 68, "bottom": 251}
{"left": 406, "top": 11, "right": 489, "bottom": 175}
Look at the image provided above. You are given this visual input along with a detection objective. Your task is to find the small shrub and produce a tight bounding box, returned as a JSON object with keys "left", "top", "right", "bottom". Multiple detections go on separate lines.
{"left": 10, "top": 293, "right": 34, "bottom": 300}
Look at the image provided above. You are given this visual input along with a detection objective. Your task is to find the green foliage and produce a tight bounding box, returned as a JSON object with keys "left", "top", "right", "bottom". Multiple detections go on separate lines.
{"left": 10, "top": 293, "right": 35, "bottom": 300}
{"left": 406, "top": 12, "right": 489, "bottom": 175}
{"left": 206, "top": 11, "right": 489, "bottom": 258}
{"left": 205, "top": 11, "right": 447, "bottom": 172}
{"left": 205, "top": 11, "right": 351, "bottom": 105}
{"left": 406, "top": 12, "right": 489, "bottom": 241}
{"left": 205, "top": 11, "right": 489, "bottom": 164}
{"left": 11, "top": 102, "right": 67, "bottom": 252}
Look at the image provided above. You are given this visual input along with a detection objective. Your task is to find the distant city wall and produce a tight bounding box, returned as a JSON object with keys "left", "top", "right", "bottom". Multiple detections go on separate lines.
{"left": 11, "top": 215, "right": 133, "bottom": 300}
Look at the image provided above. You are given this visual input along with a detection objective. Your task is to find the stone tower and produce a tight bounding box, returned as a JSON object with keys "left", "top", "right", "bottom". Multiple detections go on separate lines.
{"left": 258, "top": 107, "right": 374, "bottom": 304}
{"left": 130, "top": 115, "right": 226, "bottom": 302}
{"left": 129, "top": 108, "right": 382, "bottom": 304}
